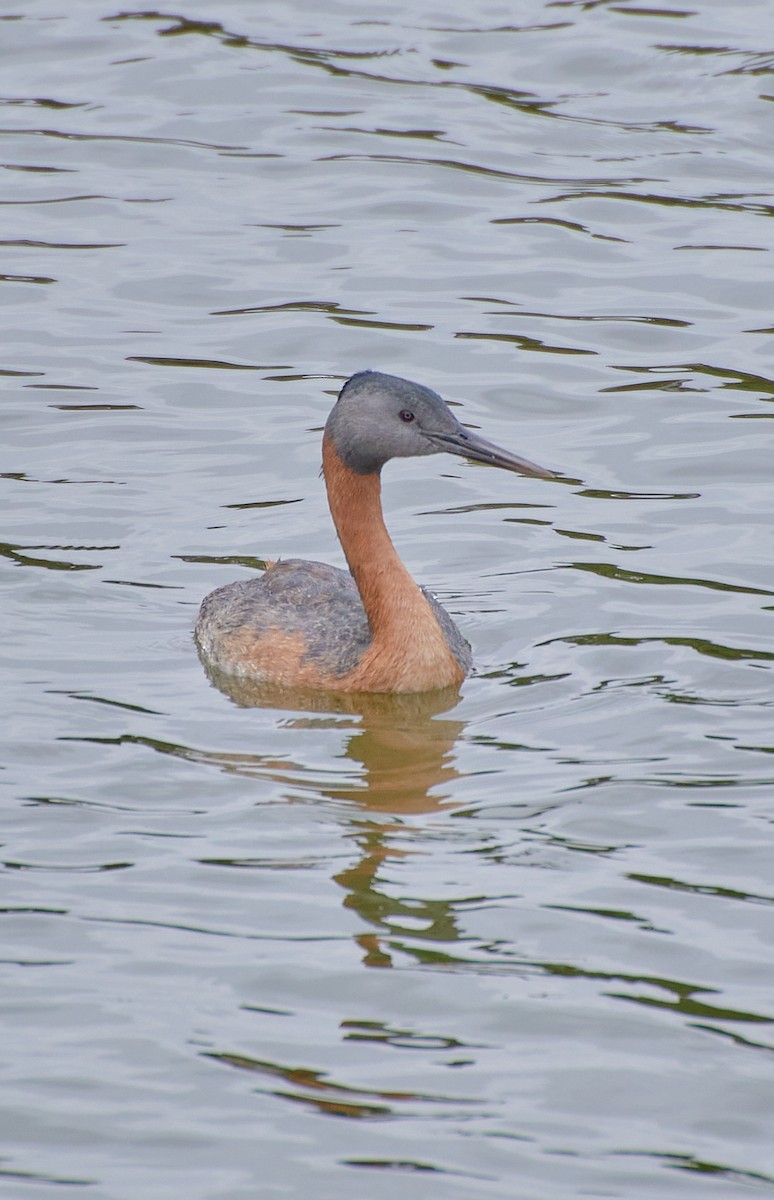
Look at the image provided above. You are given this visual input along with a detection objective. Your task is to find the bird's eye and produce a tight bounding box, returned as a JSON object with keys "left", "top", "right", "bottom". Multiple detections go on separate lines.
{"left": 399, "top": 410, "right": 415, "bottom": 423}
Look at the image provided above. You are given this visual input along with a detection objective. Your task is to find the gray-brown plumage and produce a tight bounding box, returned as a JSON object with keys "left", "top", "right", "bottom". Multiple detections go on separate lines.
{"left": 196, "top": 371, "right": 553, "bottom": 694}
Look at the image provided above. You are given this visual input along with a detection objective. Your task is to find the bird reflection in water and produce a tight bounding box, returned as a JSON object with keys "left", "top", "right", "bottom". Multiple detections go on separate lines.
{"left": 198, "top": 660, "right": 469, "bottom": 968}
{"left": 195, "top": 371, "right": 555, "bottom": 966}
{"left": 199, "top": 657, "right": 465, "bottom": 815}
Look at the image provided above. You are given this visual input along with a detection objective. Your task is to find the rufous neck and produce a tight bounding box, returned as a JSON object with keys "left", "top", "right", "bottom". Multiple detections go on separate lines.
{"left": 322, "top": 435, "right": 419, "bottom": 634}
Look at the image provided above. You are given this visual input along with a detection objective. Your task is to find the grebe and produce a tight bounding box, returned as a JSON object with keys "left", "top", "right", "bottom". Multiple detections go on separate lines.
{"left": 196, "top": 371, "right": 554, "bottom": 694}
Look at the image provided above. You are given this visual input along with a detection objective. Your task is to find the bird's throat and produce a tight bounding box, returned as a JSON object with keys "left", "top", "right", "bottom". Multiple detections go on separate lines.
{"left": 322, "top": 435, "right": 420, "bottom": 633}
{"left": 319, "top": 436, "right": 465, "bottom": 692}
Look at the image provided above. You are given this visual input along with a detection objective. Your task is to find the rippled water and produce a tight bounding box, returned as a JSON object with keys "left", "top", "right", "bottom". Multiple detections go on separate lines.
{"left": 3, "top": 2, "right": 774, "bottom": 1197}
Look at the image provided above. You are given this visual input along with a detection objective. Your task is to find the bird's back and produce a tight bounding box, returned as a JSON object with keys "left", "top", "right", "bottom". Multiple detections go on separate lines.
{"left": 196, "top": 559, "right": 371, "bottom": 678}
{"left": 196, "top": 558, "right": 471, "bottom": 686}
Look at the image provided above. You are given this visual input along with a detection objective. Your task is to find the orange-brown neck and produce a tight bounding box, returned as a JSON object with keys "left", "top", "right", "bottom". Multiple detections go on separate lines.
{"left": 323, "top": 434, "right": 419, "bottom": 635}
{"left": 321, "top": 435, "right": 464, "bottom": 692}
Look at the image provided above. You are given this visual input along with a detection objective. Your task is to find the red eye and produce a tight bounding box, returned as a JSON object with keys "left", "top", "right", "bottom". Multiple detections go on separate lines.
{"left": 399, "top": 410, "right": 415, "bottom": 423}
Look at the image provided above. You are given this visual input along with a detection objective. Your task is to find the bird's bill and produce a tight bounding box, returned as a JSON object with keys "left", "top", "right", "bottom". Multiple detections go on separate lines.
{"left": 425, "top": 426, "right": 555, "bottom": 479}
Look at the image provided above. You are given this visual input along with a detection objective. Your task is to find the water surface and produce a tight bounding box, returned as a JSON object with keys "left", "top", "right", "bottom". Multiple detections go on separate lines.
{"left": 2, "top": 2, "right": 774, "bottom": 1198}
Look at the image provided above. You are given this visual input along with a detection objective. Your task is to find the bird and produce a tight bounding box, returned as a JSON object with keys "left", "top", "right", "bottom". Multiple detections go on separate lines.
{"left": 195, "top": 371, "right": 554, "bottom": 694}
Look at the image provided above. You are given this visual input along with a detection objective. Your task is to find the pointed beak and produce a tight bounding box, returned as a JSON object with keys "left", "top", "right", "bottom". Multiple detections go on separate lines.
{"left": 425, "top": 425, "right": 555, "bottom": 479}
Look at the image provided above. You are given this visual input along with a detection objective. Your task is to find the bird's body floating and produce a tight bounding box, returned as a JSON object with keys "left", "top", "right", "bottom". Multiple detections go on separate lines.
{"left": 196, "top": 371, "right": 553, "bottom": 694}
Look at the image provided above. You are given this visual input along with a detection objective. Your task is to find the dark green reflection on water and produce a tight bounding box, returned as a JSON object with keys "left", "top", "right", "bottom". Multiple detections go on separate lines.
{"left": 608, "top": 361, "right": 774, "bottom": 396}
{"left": 541, "top": 629, "right": 774, "bottom": 663}
{"left": 566, "top": 560, "right": 774, "bottom": 597}
{"left": 546, "top": 189, "right": 774, "bottom": 216}
{"left": 537, "top": 961, "right": 774, "bottom": 1025}
{"left": 203, "top": 1048, "right": 472, "bottom": 1119}
{"left": 630, "top": 872, "right": 774, "bottom": 906}
{"left": 0, "top": 541, "right": 110, "bottom": 570}
{"left": 617, "top": 1148, "right": 774, "bottom": 1188}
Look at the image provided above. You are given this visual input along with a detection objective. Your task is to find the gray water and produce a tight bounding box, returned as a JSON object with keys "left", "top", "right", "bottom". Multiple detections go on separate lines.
{"left": 3, "top": 2, "right": 774, "bottom": 1198}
